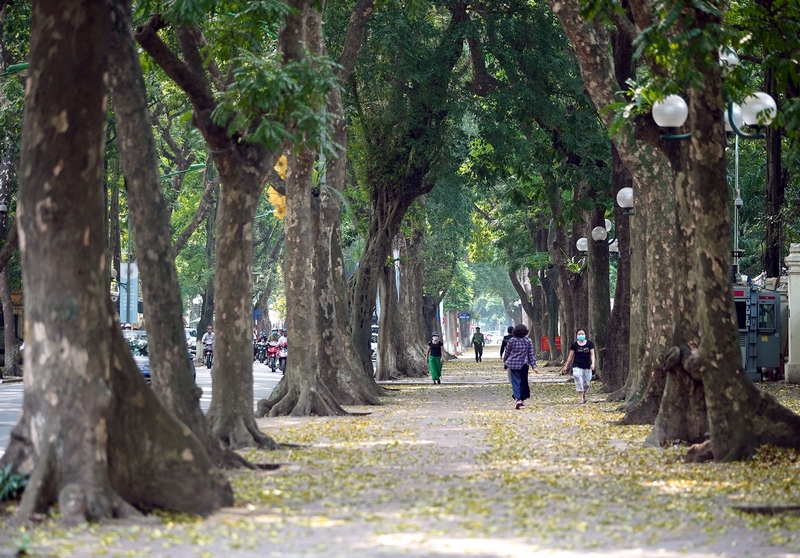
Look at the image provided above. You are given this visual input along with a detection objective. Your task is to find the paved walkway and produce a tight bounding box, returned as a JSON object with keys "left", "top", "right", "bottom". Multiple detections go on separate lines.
{"left": 2, "top": 356, "right": 800, "bottom": 557}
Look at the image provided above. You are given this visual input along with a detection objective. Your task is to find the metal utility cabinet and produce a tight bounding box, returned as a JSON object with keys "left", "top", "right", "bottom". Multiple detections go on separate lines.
{"left": 733, "top": 286, "right": 782, "bottom": 382}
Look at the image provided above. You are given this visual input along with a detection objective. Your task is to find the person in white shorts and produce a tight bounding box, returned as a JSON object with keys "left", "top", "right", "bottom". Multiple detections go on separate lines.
{"left": 560, "top": 328, "right": 595, "bottom": 404}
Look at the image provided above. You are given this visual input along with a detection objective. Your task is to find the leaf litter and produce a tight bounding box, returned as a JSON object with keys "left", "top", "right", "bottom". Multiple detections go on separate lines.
{"left": 1, "top": 350, "right": 800, "bottom": 557}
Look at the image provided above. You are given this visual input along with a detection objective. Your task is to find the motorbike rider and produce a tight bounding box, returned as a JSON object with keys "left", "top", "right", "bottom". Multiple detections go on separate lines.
{"left": 201, "top": 324, "right": 215, "bottom": 348}
{"left": 277, "top": 328, "right": 288, "bottom": 373}
{"left": 268, "top": 327, "right": 279, "bottom": 342}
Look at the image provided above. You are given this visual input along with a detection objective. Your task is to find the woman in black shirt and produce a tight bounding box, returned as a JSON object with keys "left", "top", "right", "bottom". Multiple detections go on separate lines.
{"left": 427, "top": 333, "right": 444, "bottom": 384}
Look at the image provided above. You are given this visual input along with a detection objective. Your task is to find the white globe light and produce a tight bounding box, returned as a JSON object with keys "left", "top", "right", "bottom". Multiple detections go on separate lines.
{"left": 609, "top": 239, "right": 619, "bottom": 253}
{"left": 652, "top": 95, "right": 688, "bottom": 128}
{"left": 719, "top": 47, "right": 739, "bottom": 76}
{"left": 591, "top": 226, "right": 608, "bottom": 242}
{"left": 616, "top": 187, "right": 634, "bottom": 209}
{"left": 741, "top": 92, "right": 777, "bottom": 126}
{"left": 605, "top": 218, "right": 612, "bottom": 231}
{"left": 576, "top": 237, "right": 588, "bottom": 252}
{"left": 724, "top": 103, "right": 743, "bottom": 133}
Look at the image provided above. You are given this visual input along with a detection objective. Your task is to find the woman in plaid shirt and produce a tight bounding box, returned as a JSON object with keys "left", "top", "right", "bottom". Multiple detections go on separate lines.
{"left": 502, "top": 324, "right": 539, "bottom": 409}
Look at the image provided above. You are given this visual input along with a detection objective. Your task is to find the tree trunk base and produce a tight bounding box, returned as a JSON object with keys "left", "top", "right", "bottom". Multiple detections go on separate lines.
{"left": 206, "top": 409, "right": 278, "bottom": 451}
{"left": 646, "top": 353, "right": 707, "bottom": 448}
{"left": 259, "top": 377, "right": 349, "bottom": 417}
{"left": 2, "top": 336, "right": 234, "bottom": 522}
{"left": 605, "top": 387, "right": 626, "bottom": 402}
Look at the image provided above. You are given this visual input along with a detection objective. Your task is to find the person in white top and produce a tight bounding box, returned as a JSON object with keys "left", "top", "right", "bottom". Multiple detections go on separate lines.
{"left": 201, "top": 325, "right": 215, "bottom": 347}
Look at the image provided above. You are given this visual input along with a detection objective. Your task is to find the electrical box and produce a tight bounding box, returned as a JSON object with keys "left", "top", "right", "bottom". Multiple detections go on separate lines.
{"left": 733, "top": 286, "right": 781, "bottom": 381}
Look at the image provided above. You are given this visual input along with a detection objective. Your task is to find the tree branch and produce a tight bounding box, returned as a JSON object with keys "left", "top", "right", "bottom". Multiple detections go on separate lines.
{"left": 134, "top": 18, "right": 232, "bottom": 151}
{"left": 336, "top": 0, "right": 376, "bottom": 83}
{"left": 172, "top": 176, "right": 219, "bottom": 257}
{"left": 0, "top": 220, "right": 17, "bottom": 274}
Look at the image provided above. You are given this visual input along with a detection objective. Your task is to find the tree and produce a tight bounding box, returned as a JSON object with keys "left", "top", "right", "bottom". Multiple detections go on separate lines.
{"left": 553, "top": 0, "right": 800, "bottom": 460}
{"left": 109, "top": 0, "right": 253, "bottom": 468}
{"left": 346, "top": 0, "right": 471, "bottom": 378}
{"left": 259, "top": 0, "right": 385, "bottom": 416}
{"left": 1, "top": 0, "right": 231, "bottom": 520}
{"left": 135, "top": 0, "right": 335, "bottom": 445}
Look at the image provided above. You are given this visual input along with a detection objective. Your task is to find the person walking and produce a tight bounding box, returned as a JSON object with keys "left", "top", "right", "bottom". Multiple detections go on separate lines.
{"left": 560, "top": 328, "right": 595, "bottom": 404}
{"left": 471, "top": 326, "right": 485, "bottom": 363}
{"left": 499, "top": 325, "right": 515, "bottom": 387}
{"left": 426, "top": 332, "right": 444, "bottom": 384}
{"left": 499, "top": 326, "right": 514, "bottom": 358}
{"left": 502, "top": 324, "right": 539, "bottom": 409}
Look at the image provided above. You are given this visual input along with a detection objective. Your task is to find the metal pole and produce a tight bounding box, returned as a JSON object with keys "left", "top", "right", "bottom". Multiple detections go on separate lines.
{"left": 125, "top": 211, "right": 131, "bottom": 323}
{"left": 735, "top": 134, "right": 740, "bottom": 257}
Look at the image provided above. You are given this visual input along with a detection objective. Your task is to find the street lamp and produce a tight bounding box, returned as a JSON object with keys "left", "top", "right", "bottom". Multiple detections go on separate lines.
{"left": 652, "top": 95, "right": 691, "bottom": 140}
{"left": 648, "top": 48, "right": 776, "bottom": 283}
{"left": 651, "top": 51, "right": 776, "bottom": 141}
{"left": 160, "top": 163, "right": 206, "bottom": 180}
{"left": 616, "top": 187, "right": 634, "bottom": 215}
{"left": 0, "top": 63, "right": 28, "bottom": 77}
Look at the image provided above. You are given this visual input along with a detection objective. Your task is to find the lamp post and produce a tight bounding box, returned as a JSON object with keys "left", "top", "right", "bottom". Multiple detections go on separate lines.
{"left": 649, "top": 49, "right": 777, "bottom": 284}
{"left": 160, "top": 163, "right": 206, "bottom": 180}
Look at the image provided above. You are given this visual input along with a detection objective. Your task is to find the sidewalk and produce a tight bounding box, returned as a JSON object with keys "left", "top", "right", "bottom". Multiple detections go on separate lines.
{"left": 2, "top": 357, "right": 800, "bottom": 557}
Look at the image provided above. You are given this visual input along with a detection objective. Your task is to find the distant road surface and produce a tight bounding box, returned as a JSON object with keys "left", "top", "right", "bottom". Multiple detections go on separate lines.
{"left": 0, "top": 361, "right": 282, "bottom": 458}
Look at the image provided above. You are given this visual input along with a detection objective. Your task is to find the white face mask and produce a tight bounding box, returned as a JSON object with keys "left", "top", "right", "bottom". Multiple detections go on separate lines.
{"left": 432, "top": 336, "right": 439, "bottom": 342}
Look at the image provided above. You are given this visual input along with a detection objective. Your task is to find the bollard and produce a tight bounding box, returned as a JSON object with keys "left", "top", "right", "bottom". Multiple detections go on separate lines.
{"left": 785, "top": 244, "right": 800, "bottom": 383}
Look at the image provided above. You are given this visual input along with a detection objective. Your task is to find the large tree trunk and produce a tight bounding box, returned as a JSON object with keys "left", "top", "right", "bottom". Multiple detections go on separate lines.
{"left": 587, "top": 205, "right": 610, "bottom": 376}
{"left": 422, "top": 295, "right": 442, "bottom": 339}
{"left": 348, "top": 193, "right": 408, "bottom": 379}
{"left": 261, "top": 149, "right": 347, "bottom": 416}
{"left": 680, "top": 40, "right": 800, "bottom": 461}
{"left": 204, "top": 163, "right": 278, "bottom": 446}
{"left": 548, "top": 196, "right": 576, "bottom": 347}
{"left": 108, "top": 0, "right": 253, "bottom": 468}
{"left": 375, "top": 234, "right": 428, "bottom": 380}
{"left": 260, "top": 5, "right": 383, "bottom": 414}
{"left": 2, "top": 0, "right": 232, "bottom": 520}
{"left": 601, "top": 144, "right": 631, "bottom": 394}
{"left": 0, "top": 269, "right": 20, "bottom": 377}
{"left": 196, "top": 210, "right": 216, "bottom": 364}
{"left": 310, "top": 5, "right": 383, "bottom": 404}
{"left": 509, "top": 269, "right": 537, "bottom": 331}
{"left": 136, "top": 12, "right": 295, "bottom": 450}
{"left": 763, "top": 67, "right": 783, "bottom": 279}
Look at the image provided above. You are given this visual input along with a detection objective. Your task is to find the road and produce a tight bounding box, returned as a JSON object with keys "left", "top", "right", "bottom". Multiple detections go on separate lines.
{"left": 0, "top": 361, "right": 283, "bottom": 458}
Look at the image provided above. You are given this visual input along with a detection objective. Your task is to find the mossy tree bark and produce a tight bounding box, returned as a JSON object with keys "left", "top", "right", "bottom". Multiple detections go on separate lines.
{"left": 2, "top": 0, "right": 232, "bottom": 520}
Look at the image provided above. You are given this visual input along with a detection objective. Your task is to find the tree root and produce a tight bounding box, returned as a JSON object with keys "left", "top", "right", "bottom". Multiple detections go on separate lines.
{"left": 605, "top": 387, "right": 626, "bottom": 402}
{"left": 261, "top": 380, "right": 348, "bottom": 417}
{"left": 208, "top": 412, "right": 278, "bottom": 451}
{"left": 685, "top": 440, "right": 714, "bottom": 463}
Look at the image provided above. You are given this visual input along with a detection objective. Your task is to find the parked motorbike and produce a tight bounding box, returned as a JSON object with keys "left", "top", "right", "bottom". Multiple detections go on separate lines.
{"left": 278, "top": 341, "right": 287, "bottom": 373}
{"left": 203, "top": 342, "right": 214, "bottom": 369}
{"left": 267, "top": 340, "right": 280, "bottom": 372}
